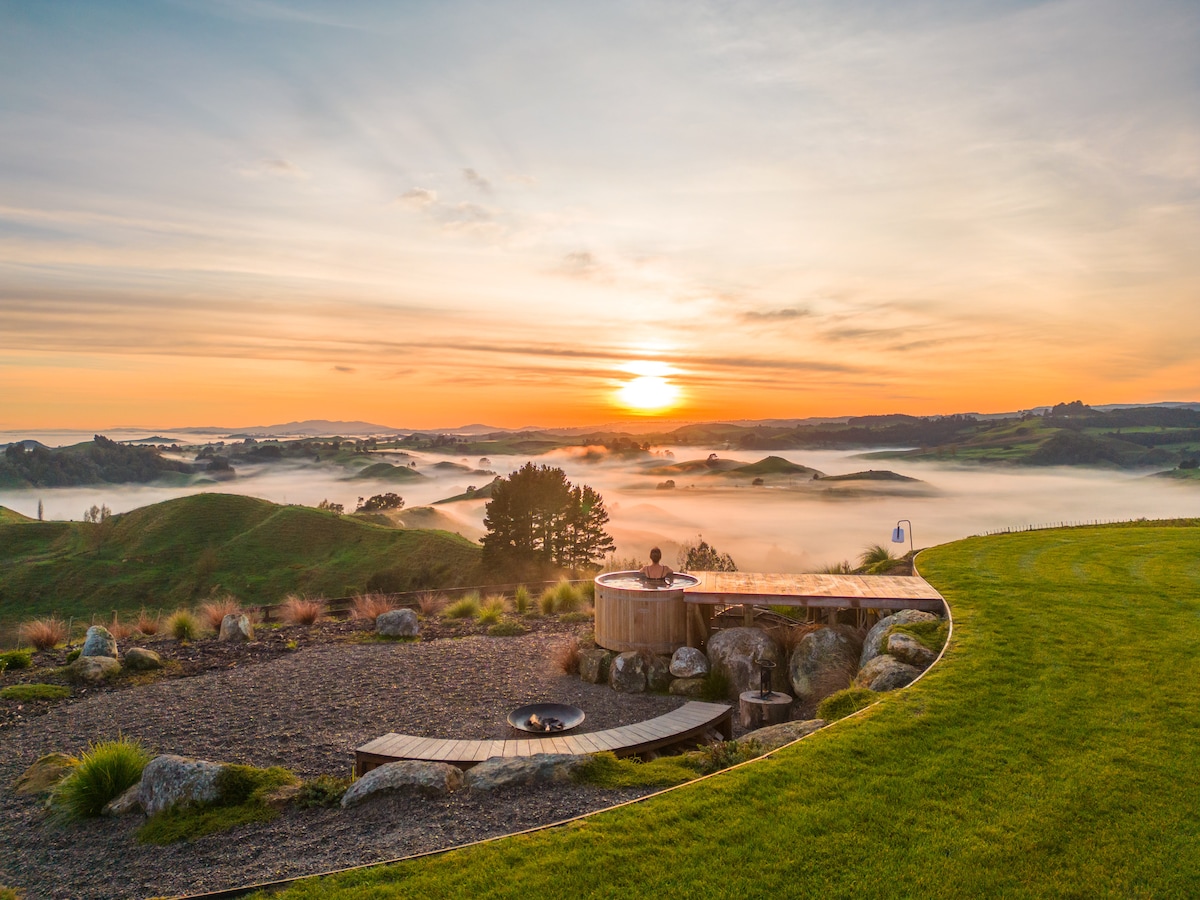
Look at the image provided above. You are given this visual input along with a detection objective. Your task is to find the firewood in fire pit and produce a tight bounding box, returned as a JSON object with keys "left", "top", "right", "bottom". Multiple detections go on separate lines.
{"left": 527, "top": 713, "right": 566, "bottom": 732}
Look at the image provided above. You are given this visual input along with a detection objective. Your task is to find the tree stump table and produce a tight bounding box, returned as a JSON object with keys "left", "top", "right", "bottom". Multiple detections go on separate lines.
{"left": 739, "top": 691, "right": 792, "bottom": 730}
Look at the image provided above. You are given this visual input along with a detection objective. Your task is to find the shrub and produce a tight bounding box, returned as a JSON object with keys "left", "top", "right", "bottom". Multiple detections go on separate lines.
{"left": 0, "top": 648, "right": 33, "bottom": 670}
{"left": 553, "top": 636, "right": 582, "bottom": 675}
{"left": 693, "top": 739, "right": 764, "bottom": 775}
{"left": 279, "top": 595, "right": 325, "bottom": 627}
{"left": 166, "top": 609, "right": 200, "bottom": 642}
{"left": 488, "top": 621, "right": 528, "bottom": 637}
{"left": 65, "top": 648, "right": 81, "bottom": 663}
{"left": 577, "top": 580, "right": 595, "bottom": 603}
{"left": 19, "top": 618, "right": 67, "bottom": 651}
{"left": 445, "top": 594, "right": 481, "bottom": 620}
{"left": 700, "top": 668, "right": 731, "bottom": 702}
{"left": 0, "top": 683, "right": 71, "bottom": 701}
{"left": 417, "top": 591, "right": 447, "bottom": 617}
{"left": 553, "top": 580, "right": 581, "bottom": 613}
{"left": 0, "top": 887, "right": 22, "bottom": 900}
{"left": 538, "top": 587, "right": 558, "bottom": 616}
{"left": 135, "top": 609, "right": 161, "bottom": 636}
{"left": 817, "top": 687, "right": 878, "bottom": 722}
{"left": 51, "top": 738, "right": 151, "bottom": 819}
{"left": 512, "top": 585, "right": 531, "bottom": 615}
{"left": 351, "top": 593, "right": 395, "bottom": 621}
{"left": 296, "top": 775, "right": 351, "bottom": 809}
{"left": 199, "top": 597, "right": 243, "bottom": 632}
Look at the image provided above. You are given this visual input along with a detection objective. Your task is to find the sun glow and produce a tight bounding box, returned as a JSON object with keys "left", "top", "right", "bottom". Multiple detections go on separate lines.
{"left": 615, "top": 361, "right": 681, "bottom": 413}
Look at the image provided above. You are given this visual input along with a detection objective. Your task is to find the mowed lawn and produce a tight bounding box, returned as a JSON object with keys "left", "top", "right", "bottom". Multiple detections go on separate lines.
{"left": 259, "top": 522, "right": 1200, "bottom": 899}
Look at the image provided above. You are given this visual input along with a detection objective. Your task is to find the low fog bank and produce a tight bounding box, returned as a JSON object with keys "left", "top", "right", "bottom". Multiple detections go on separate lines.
{"left": 2, "top": 447, "right": 1197, "bottom": 573}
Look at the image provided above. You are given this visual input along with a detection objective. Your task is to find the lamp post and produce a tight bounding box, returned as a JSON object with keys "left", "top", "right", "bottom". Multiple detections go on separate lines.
{"left": 892, "top": 519, "right": 914, "bottom": 556}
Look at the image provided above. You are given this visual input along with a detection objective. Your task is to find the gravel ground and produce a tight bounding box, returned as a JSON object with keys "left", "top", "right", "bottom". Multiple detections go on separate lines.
{"left": 0, "top": 630, "right": 690, "bottom": 900}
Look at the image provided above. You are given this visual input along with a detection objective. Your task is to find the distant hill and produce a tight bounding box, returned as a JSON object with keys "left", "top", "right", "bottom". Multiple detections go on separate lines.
{"left": 353, "top": 462, "right": 427, "bottom": 482}
{"left": 646, "top": 456, "right": 746, "bottom": 476}
{"left": 818, "top": 470, "right": 919, "bottom": 482}
{"left": 720, "top": 456, "right": 824, "bottom": 478}
{"left": 0, "top": 435, "right": 195, "bottom": 488}
{"left": 0, "top": 494, "right": 482, "bottom": 630}
{"left": 434, "top": 479, "right": 500, "bottom": 504}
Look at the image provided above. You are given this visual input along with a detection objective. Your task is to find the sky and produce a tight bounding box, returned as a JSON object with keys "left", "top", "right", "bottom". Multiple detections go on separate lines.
{"left": 2, "top": 0, "right": 1198, "bottom": 430}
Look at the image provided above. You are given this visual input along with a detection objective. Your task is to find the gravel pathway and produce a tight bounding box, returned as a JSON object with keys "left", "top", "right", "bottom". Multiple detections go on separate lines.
{"left": 1, "top": 633, "right": 687, "bottom": 900}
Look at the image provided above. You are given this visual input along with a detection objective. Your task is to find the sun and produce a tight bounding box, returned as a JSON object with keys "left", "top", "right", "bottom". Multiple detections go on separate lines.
{"left": 615, "top": 361, "right": 681, "bottom": 413}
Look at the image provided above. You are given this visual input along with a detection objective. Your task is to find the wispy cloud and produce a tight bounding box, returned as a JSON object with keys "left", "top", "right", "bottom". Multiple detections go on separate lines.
{"left": 238, "top": 158, "right": 309, "bottom": 180}
{"left": 462, "top": 168, "right": 491, "bottom": 192}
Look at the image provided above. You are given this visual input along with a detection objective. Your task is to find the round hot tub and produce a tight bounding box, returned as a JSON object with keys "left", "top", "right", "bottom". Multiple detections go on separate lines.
{"left": 593, "top": 571, "right": 701, "bottom": 654}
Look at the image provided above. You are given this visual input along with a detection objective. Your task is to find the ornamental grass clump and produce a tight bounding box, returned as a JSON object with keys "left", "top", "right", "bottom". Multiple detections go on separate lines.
{"left": 166, "top": 609, "right": 200, "bottom": 642}
{"left": 417, "top": 591, "right": 447, "bottom": 617}
{"left": 351, "top": 593, "right": 395, "bottom": 620}
{"left": 0, "top": 684, "right": 71, "bottom": 701}
{"left": 107, "top": 613, "right": 134, "bottom": 641}
{"left": 135, "top": 609, "right": 161, "bottom": 636}
{"left": 553, "top": 580, "right": 581, "bottom": 613}
{"left": 279, "top": 595, "right": 325, "bottom": 627}
{"left": 51, "top": 738, "right": 150, "bottom": 820}
{"left": 477, "top": 595, "right": 507, "bottom": 625}
{"left": 538, "top": 587, "right": 557, "bottom": 616}
{"left": 1, "top": 648, "right": 34, "bottom": 670}
{"left": 445, "top": 593, "right": 481, "bottom": 620}
{"left": 296, "top": 775, "right": 351, "bottom": 809}
{"left": 18, "top": 617, "right": 67, "bottom": 651}
{"left": 553, "top": 636, "right": 582, "bottom": 675}
{"left": 512, "top": 585, "right": 531, "bottom": 614}
{"left": 199, "top": 597, "right": 243, "bottom": 632}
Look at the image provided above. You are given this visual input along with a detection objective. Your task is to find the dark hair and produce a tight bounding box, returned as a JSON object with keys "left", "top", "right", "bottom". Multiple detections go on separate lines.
{"left": 649, "top": 547, "right": 662, "bottom": 563}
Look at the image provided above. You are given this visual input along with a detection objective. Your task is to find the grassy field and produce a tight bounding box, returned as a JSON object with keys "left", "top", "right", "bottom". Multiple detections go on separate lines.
{"left": 0, "top": 493, "right": 482, "bottom": 635}
{"left": 256, "top": 520, "right": 1200, "bottom": 898}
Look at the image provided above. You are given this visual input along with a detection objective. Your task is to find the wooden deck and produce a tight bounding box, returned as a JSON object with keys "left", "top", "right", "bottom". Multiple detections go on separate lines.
{"left": 354, "top": 701, "right": 733, "bottom": 776}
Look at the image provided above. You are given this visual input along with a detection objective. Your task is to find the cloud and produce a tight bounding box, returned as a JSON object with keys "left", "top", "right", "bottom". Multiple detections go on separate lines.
{"left": 332, "top": 365, "right": 356, "bottom": 374}
{"left": 558, "top": 250, "right": 608, "bottom": 281}
{"left": 740, "top": 307, "right": 812, "bottom": 322}
{"left": 400, "top": 187, "right": 438, "bottom": 208}
{"left": 238, "top": 158, "right": 309, "bottom": 180}
{"left": 462, "top": 168, "right": 491, "bottom": 192}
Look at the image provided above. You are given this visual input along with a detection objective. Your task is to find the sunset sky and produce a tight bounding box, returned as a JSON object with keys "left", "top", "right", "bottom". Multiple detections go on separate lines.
{"left": 2, "top": 0, "right": 1198, "bottom": 430}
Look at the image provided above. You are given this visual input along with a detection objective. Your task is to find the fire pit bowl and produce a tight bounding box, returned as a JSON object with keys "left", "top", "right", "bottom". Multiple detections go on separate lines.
{"left": 508, "top": 703, "right": 586, "bottom": 734}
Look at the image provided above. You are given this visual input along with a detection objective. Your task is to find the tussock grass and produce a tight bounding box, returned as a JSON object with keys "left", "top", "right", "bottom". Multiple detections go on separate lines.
{"left": 135, "top": 608, "right": 161, "bottom": 636}
{"left": 537, "top": 587, "right": 557, "bottom": 616}
{"left": 1, "top": 683, "right": 70, "bottom": 701}
{"left": 445, "top": 593, "right": 481, "bottom": 620}
{"left": 18, "top": 617, "right": 66, "bottom": 651}
{"left": 51, "top": 738, "right": 151, "bottom": 819}
{"left": 107, "top": 613, "right": 134, "bottom": 641}
{"left": 476, "top": 595, "right": 507, "bottom": 625}
{"left": 351, "top": 593, "right": 395, "bottom": 620}
{"left": 553, "top": 580, "right": 581, "bottom": 613}
{"left": 198, "top": 597, "right": 243, "bottom": 632}
{"left": 512, "top": 585, "right": 531, "bottom": 615}
{"left": 279, "top": 595, "right": 325, "bottom": 627}
{"left": 552, "top": 636, "right": 581, "bottom": 675}
{"left": 416, "top": 591, "right": 447, "bottom": 617}
{"left": 166, "top": 609, "right": 199, "bottom": 641}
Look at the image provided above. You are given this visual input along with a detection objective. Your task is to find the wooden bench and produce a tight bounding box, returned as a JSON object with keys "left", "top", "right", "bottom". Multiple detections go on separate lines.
{"left": 354, "top": 701, "right": 733, "bottom": 776}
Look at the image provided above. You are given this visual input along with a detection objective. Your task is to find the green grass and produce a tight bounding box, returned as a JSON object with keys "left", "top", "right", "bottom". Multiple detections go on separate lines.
{"left": 815, "top": 686, "right": 876, "bottom": 721}
{"left": 487, "top": 621, "right": 528, "bottom": 637}
{"left": 0, "top": 493, "right": 482, "bottom": 635}
{"left": 253, "top": 521, "right": 1200, "bottom": 898}
{"left": 444, "top": 594, "right": 481, "bottom": 619}
{"left": 0, "top": 683, "right": 70, "bottom": 701}
{"left": 166, "top": 609, "right": 200, "bottom": 641}
{"left": 138, "top": 764, "right": 298, "bottom": 844}
{"left": 51, "top": 738, "right": 151, "bottom": 819}
{"left": 0, "top": 649, "right": 32, "bottom": 670}
{"left": 573, "top": 752, "right": 700, "bottom": 789}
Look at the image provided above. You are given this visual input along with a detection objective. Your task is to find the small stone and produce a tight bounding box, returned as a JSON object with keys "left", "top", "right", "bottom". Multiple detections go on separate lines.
{"left": 13, "top": 753, "right": 77, "bottom": 795}
{"left": 578, "top": 649, "right": 614, "bottom": 684}
{"left": 218, "top": 614, "right": 253, "bottom": 643}
{"left": 465, "top": 754, "right": 586, "bottom": 791}
{"left": 68, "top": 656, "right": 121, "bottom": 684}
{"left": 669, "top": 646, "right": 709, "bottom": 678}
{"left": 81, "top": 625, "right": 118, "bottom": 659}
{"left": 609, "top": 652, "right": 646, "bottom": 693}
{"left": 886, "top": 633, "right": 937, "bottom": 669}
{"left": 645, "top": 655, "right": 672, "bottom": 692}
{"left": 102, "top": 783, "right": 143, "bottom": 817}
{"left": 124, "top": 647, "right": 164, "bottom": 671}
{"left": 341, "top": 761, "right": 464, "bottom": 807}
{"left": 376, "top": 608, "right": 419, "bottom": 637}
{"left": 669, "top": 677, "right": 707, "bottom": 697}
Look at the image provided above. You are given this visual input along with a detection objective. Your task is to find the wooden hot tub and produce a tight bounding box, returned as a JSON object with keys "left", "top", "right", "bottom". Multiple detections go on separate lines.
{"left": 593, "top": 571, "right": 701, "bottom": 653}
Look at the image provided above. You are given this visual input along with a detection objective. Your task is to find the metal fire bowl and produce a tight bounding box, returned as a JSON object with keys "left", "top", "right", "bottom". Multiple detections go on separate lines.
{"left": 508, "top": 703, "right": 586, "bottom": 734}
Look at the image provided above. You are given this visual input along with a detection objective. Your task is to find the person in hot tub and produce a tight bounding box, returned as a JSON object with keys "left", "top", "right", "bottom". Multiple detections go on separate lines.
{"left": 639, "top": 547, "right": 673, "bottom": 584}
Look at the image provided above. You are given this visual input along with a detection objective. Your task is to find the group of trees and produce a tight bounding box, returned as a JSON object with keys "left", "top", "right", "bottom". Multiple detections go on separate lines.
{"left": 482, "top": 463, "right": 615, "bottom": 576}
{"left": 1, "top": 435, "right": 191, "bottom": 488}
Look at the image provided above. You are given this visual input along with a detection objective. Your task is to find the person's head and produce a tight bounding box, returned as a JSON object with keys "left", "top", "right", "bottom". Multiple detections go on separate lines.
{"left": 649, "top": 547, "right": 662, "bottom": 564}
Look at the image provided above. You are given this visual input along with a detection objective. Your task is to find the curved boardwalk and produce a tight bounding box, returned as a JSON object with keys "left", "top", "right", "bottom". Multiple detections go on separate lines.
{"left": 259, "top": 522, "right": 1200, "bottom": 898}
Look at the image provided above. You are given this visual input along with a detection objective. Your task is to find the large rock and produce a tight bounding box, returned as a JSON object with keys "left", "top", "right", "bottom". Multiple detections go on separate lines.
{"left": 218, "top": 614, "right": 253, "bottom": 643}
{"left": 645, "top": 655, "right": 672, "bottom": 692}
{"left": 860, "top": 610, "right": 939, "bottom": 667}
{"left": 855, "top": 655, "right": 921, "bottom": 692}
{"left": 13, "top": 753, "right": 77, "bottom": 795}
{"left": 741, "top": 718, "right": 827, "bottom": 752}
{"left": 578, "top": 649, "right": 614, "bottom": 684}
{"left": 706, "top": 628, "right": 786, "bottom": 699}
{"left": 376, "top": 608, "right": 419, "bottom": 638}
{"left": 788, "top": 628, "right": 859, "bottom": 704}
{"left": 465, "top": 754, "right": 586, "bottom": 791}
{"left": 341, "top": 761, "right": 464, "bottom": 807}
{"left": 669, "top": 646, "right": 709, "bottom": 678}
{"left": 81, "top": 625, "right": 117, "bottom": 659}
{"left": 68, "top": 655, "right": 121, "bottom": 684}
{"left": 669, "top": 677, "right": 707, "bottom": 697}
{"left": 609, "top": 652, "right": 646, "bottom": 693}
{"left": 139, "top": 755, "right": 226, "bottom": 816}
{"left": 887, "top": 633, "right": 937, "bottom": 669}
{"left": 102, "top": 784, "right": 143, "bottom": 817}
{"left": 124, "top": 647, "right": 164, "bottom": 671}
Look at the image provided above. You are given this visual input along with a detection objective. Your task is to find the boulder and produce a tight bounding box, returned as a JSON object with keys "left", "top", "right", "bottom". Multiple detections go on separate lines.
{"left": 579, "top": 649, "right": 615, "bottom": 684}
{"left": 706, "top": 628, "right": 786, "bottom": 699}
{"left": 13, "top": 753, "right": 77, "bottom": 795}
{"left": 740, "top": 718, "right": 827, "bottom": 752}
{"left": 218, "top": 614, "right": 253, "bottom": 643}
{"left": 102, "top": 784, "right": 143, "bottom": 817}
{"left": 376, "top": 608, "right": 419, "bottom": 638}
{"left": 464, "top": 754, "right": 586, "bottom": 791}
{"left": 341, "top": 761, "right": 464, "bottom": 807}
{"left": 645, "top": 655, "right": 672, "bottom": 692}
{"left": 887, "top": 633, "right": 937, "bottom": 669}
{"left": 669, "top": 646, "right": 709, "bottom": 678}
{"left": 139, "top": 755, "right": 226, "bottom": 816}
{"left": 67, "top": 655, "right": 121, "bottom": 684}
{"left": 669, "top": 677, "right": 707, "bottom": 697}
{"left": 81, "top": 625, "right": 117, "bottom": 659}
{"left": 609, "top": 652, "right": 646, "bottom": 693}
{"left": 860, "top": 610, "right": 939, "bottom": 667}
{"left": 124, "top": 647, "right": 164, "bottom": 671}
{"left": 854, "top": 655, "right": 920, "bottom": 692}
{"left": 788, "top": 627, "right": 859, "bottom": 704}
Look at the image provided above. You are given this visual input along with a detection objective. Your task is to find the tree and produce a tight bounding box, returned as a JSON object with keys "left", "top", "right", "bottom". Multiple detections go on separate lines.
{"left": 356, "top": 492, "right": 405, "bottom": 512}
{"left": 678, "top": 535, "right": 737, "bottom": 572}
{"left": 482, "top": 463, "right": 614, "bottom": 575}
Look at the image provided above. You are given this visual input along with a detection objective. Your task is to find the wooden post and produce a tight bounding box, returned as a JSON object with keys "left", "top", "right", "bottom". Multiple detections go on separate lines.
{"left": 739, "top": 691, "right": 792, "bottom": 730}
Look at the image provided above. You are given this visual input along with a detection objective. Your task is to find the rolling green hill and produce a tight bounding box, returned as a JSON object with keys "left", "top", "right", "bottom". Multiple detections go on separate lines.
{"left": 817, "top": 469, "right": 918, "bottom": 482}
{"left": 262, "top": 520, "right": 1200, "bottom": 898}
{"left": 720, "top": 455, "right": 823, "bottom": 478}
{"left": 0, "top": 494, "right": 481, "bottom": 632}
{"left": 352, "top": 462, "right": 427, "bottom": 482}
